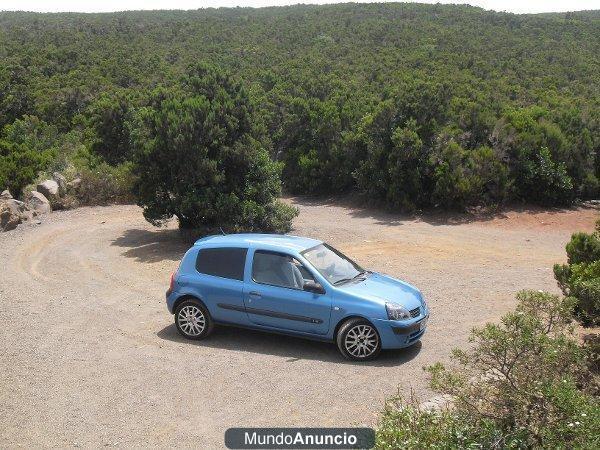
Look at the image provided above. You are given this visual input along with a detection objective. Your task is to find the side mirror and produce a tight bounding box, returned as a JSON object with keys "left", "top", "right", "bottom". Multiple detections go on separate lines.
{"left": 303, "top": 280, "right": 325, "bottom": 295}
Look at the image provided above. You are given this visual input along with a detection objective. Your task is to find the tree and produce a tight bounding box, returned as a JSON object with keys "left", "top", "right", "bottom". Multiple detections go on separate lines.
{"left": 131, "top": 64, "right": 297, "bottom": 233}
{"left": 88, "top": 91, "right": 135, "bottom": 165}
{"left": 354, "top": 103, "right": 430, "bottom": 210}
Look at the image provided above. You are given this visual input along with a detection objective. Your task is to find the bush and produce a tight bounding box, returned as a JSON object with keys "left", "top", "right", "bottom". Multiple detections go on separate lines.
{"left": 564, "top": 231, "right": 600, "bottom": 265}
{"left": 519, "top": 147, "right": 574, "bottom": 205}
{"left": 0, "top": 139, "right": 55, "bottom": 196}
{"left": 0, "top": 116, "right": 60, "bottom": 196}
{"left": 429, "top": 141, "right": 510, "bottom": 209}
{"left": 354, "top": 108, "right": 429, "bottom": 210}
{"left": 554, "top": 223, "right": 600, "bottom": 326}
{"left": 75, "top": 162, "right": 134, "bottom": 206}
{"left": 88, "top": 91, "right": 136, "bottom": 165}
{"left": 376, "top": 291, "right": 600, "bottom": 449}
{"left": 132, "top": 64, "right": 297, "bottom": 233}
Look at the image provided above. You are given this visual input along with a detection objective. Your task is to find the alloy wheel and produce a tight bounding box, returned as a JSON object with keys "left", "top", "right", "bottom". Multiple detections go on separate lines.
{"left": 177, "top": 305, "right": 206, "bottom": 337}
{"left": 344, "top": 324, "right": 379, "bottom": 358}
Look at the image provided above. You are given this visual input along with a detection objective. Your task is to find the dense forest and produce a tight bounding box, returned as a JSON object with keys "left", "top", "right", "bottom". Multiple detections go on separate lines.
{"left": 1, "top": 3, "right": 599, "bottom": 223}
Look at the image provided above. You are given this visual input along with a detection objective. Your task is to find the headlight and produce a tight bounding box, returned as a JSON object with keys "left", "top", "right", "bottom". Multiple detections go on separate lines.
{"left": 420, "top": 295, "right": 427, "bottom": 310}
{"left": 386, "top": 302, "right": 411, "bottom": 321}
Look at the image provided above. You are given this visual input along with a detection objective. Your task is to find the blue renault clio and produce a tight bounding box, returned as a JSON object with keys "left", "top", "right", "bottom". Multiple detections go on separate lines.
{"left": 166, "top": 234, "right": 428, "bottom": 361}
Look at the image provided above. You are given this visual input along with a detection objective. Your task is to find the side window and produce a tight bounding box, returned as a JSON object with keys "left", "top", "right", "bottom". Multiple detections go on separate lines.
{"left": 196, "top": 247, "right": 247, "bottom": 281}
{"left": 252, "top": 251, "right": 314, "bottom": 289}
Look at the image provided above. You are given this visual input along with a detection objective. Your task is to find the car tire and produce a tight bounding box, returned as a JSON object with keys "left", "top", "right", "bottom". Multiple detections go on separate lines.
{"left": 336, "top": 318, "right": 381, "bottom": 361}
{"left": 174, "top": 299, "right": 214, "bottom": 340}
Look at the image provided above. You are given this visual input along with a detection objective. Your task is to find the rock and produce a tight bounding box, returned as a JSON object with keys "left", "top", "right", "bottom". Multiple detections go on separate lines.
{"left": 0, "top": 199, "right": 22, "bottom": 231}
{"left": 53, "top": 172, "right": 67, "bottom": 196}
{"left": 1, "top": 189, "right": 12, "bottom": 200}
{"left": 26, "top": 191, "right": 51, "bottom": 216}
{"left": 11, "top": 199, "right": 27, "bottom": 213}
{"left": 419, "top": 394, "right": 454, "bottom": 412}
{"left": 20, "top": 209, "right": 34, "bottom": 222}
{"left": 37, "top": 180, "right": 60, "bottom": 199}
{"left": 67, "top": 177, "right": 82, "bottom": 191}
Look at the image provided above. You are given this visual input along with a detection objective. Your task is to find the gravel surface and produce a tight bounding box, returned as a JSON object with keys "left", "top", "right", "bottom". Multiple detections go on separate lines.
{"left": 0, "top": 199, "right": 596, "bottom": 448}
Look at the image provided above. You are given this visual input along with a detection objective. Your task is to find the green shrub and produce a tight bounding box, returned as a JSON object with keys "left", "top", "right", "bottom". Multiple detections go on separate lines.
{"left": 0, "top": 139, "right": 56, "bottom": 196}
{"left": 565, "top": 231, "right": 600, "bottom": 265}
{"left": 429, "top": 141, "right": 511, "bottom": 209}
{"left": 75, "top": 162, "right": 134, "bottom": 206}
{"left": 377, "top": 397, "right": 522, "bottom": 449}
{"left": 0, "top": 116, "right": 62, "bottom": 196}
{"left": 377, "top": 291, "right": 600, "bottom": 449}
{"left": 354, "top": 109, "right": 428, "bottom": 210}
{"left": 88, "top": 91, "right": 136, "bottom": 165}
{"left": 554, "top": 225, "right": 600, "bottom": 326}
{"left": 520, "top": 146, "right": 574, "bottom": 205}
{"left": 131, "top": 64, "right": 297, "bottom": 233}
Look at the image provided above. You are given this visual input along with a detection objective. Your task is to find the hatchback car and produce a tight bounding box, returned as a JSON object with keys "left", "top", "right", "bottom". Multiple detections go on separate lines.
{"left": 166, "top": 234, "right": 428, "bottom": 361}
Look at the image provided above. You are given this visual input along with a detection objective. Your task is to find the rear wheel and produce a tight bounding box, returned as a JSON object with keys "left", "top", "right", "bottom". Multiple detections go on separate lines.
{"left": 336, "top": 318, "right": 381, "bottom": 361}
{"left": 174, "top": 299, "right": 214, "bottom": 340}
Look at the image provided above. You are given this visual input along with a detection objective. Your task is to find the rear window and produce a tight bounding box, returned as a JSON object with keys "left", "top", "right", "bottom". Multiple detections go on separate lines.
{"left": 195, "top": 247, "right": 247, "bottom": 281}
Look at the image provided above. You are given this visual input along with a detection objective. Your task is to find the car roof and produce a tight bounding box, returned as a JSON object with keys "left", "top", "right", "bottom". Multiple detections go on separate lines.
{"left": 194, "top": 233, "right": 322, "bottom": 253}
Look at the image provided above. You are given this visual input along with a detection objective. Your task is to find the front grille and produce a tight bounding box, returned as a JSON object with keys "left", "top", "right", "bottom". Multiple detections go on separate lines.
{"left": 410, "top": 307, "right": 421, "bottom": 318}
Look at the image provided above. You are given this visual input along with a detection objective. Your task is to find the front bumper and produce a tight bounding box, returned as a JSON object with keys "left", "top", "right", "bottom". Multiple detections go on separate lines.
{"left": 372, "top": 310, "right": 429, "bottom": 349}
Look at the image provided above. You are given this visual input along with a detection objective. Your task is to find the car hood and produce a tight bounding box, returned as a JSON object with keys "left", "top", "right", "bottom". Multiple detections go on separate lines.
{"left": 335, "top": 272, "right": 423, "bottom": 310}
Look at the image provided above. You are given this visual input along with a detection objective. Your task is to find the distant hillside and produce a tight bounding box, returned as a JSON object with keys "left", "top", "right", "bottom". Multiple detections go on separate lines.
{"left": 1, "top": 3, "right": 599, "bottom": 209}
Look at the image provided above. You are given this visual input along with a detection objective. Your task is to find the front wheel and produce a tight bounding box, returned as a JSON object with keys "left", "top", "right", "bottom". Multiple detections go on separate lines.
{"left": 174, "top": 299, "right": 214, "bottom": 340}
{"left": 336, "top": 318, "right": 381, "bottom": 361}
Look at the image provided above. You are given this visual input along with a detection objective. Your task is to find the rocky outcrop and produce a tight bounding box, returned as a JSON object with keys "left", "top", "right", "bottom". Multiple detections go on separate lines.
{"left": 26, "top": 191, "right": 51, "bottom": 216}
{"left": 0, "top": 199, "right": 22, "bottom": 231}
{"left": 1, "top": 172, "right": 81, "bottom": 232}
{"left": 53, "top": 172, "right": 67, "bottom": 196}
{"left": 37, "top": 180, "right": 60, "bottom": 200}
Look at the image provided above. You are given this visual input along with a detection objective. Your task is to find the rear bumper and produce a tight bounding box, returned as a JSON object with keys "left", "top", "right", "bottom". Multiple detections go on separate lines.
{"left": 166, "top": 290, "right": 178, "bottom": 314}
{"left": 372, "top": 313, "right": 429, "bottom": 349}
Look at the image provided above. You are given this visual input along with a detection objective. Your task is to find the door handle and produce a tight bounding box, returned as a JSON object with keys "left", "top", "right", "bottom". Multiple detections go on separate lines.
{"left": 249, "top": 291, "right": 262, "bottom": 299}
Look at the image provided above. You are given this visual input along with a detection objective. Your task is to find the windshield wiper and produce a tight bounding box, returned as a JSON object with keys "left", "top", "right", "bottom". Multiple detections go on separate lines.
{"left": 333, "top": 271, "right": 369, "bottom": 285}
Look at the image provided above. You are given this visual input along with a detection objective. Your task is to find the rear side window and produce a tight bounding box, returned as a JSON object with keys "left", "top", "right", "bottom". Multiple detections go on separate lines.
{"left": 195, "top": 247, "right": 247, "bottom": 281}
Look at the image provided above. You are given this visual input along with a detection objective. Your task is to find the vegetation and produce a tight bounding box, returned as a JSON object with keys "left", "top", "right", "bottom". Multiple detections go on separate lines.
{"left": 377, "top": 291, "right": 600, "bottom": 449}
{"left": 554, "top": 220, "right": 600, "bottom": 326}
{"left": 1, "top": 4, "right": 599, "bottom": 227}
{"left": 131, "top": 64, "right": 297, "bottom": 232}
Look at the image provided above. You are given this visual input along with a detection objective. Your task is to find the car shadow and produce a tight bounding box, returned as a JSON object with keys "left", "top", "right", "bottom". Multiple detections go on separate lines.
{"left": 111, "top": 228, "right": 188, "bottom": 263}
{"left": 156, "top": 323, "right": 422, "bottom": 367}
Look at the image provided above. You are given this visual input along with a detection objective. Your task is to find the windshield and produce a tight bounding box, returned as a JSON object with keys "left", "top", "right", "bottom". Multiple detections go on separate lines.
{"left": 302, "top": 244, "right": 364, "bottom": 285}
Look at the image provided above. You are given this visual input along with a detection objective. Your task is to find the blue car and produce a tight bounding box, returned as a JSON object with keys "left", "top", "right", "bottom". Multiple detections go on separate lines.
{"left": 166, "top": 234, "right": 428, "bottom": 361}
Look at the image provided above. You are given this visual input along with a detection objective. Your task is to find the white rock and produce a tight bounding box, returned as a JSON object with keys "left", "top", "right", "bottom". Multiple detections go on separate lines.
{"left": 0, "top": 189, "right": 12, "bottom": 200}
{"left": 37, "top": 180, "right": 60, "bottom": 199}
{"left": 26, "top": 191, "right": 51, "bottom": 215}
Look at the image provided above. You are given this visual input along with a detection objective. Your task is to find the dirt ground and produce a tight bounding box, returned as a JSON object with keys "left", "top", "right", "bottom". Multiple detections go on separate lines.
{"left": 0, "top": 199, "right": 596, "bottom": 448}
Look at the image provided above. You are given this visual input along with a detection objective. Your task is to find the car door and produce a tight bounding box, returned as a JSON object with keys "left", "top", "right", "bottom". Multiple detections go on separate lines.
{"left": 190, "top": 246, "right": 250, "bottom": 325}
{"left": 243, "top": 249, "right": 331, "bottom": 335}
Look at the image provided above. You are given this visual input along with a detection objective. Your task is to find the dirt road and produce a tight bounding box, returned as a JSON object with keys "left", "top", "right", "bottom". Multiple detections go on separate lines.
{"left": 0, "top": 199, "right": 596, "bottom": 447}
